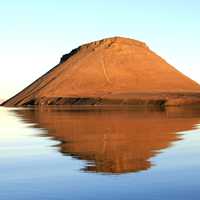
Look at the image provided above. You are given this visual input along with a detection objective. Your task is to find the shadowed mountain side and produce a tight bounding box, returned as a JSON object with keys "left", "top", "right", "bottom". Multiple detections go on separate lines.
{"left": 14, "top": 107, "right": 200, "bottom": 174}
{"left": 2, "top": 36, "right": 200, "bottom": 107}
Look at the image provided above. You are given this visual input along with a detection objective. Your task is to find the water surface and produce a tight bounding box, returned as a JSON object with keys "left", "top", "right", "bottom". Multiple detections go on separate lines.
{"left": 0, "top": 107, "right": 200, "bottom": 200}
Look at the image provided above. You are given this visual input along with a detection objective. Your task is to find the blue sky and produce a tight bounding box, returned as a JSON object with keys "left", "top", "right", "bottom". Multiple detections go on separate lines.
{"left": 0, "top": 0, "right": 200, "bottom": 99}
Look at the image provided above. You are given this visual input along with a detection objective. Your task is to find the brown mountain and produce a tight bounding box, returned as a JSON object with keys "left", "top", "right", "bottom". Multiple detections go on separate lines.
{"left": 2, "top": 36, "right": 200, "bottom": 107}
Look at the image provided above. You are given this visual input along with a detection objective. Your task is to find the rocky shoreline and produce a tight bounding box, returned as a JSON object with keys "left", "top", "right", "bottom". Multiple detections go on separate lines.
{"left": 2, "top": 92, "right": 200, "bottom": 107}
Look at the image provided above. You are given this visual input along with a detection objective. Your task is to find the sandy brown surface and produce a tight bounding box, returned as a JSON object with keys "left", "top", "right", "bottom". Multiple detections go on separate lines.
{"left": 2, "top": 36, "right": 200, "bottom": 107}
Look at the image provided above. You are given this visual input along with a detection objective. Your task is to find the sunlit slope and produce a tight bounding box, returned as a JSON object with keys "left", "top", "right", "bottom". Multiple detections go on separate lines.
{"left": 3, "top": 37, "right": 200, "bottom": 106}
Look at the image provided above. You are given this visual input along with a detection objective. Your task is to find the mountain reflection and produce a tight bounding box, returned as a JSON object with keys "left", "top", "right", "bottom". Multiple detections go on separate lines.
{"left": 14, "top": 107, "right": 200, "bottom": 174}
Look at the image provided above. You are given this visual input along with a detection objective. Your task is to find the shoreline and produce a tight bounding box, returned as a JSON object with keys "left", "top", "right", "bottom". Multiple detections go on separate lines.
{"left": 2, "top": 92, "right": 200, "bottom": 107}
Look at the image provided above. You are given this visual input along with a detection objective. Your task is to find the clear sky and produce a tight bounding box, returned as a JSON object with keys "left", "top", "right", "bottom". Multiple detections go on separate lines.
{"left": 0, "top": 0, "right": 200, "bottom": 100}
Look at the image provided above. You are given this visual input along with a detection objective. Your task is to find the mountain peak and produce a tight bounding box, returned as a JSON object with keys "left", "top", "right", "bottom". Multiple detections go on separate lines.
{"left": 81, "top": 36, "right": 148, "bottom": 50}
{"left": 60, "top": 36, "right": 148, "bottom": 64}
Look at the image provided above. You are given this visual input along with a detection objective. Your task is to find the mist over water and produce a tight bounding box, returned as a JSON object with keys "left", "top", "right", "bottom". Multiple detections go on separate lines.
{"left": 0, "top": 107, "right": 200, "bottom": 200}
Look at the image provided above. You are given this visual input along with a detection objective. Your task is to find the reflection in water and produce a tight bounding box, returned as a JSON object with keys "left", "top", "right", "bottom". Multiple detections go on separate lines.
{"left": 14, "top": 107, "right": 200, "bottom": 174}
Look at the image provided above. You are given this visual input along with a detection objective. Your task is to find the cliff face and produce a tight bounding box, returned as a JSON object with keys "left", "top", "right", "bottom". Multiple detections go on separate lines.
{"left": 2, "top": 36, "right": 200, "bottom": 107}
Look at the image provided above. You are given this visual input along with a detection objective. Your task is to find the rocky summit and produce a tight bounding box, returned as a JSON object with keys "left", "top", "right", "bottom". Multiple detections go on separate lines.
{"left": 2, "top": 36, "right": 200, "bottom": 107}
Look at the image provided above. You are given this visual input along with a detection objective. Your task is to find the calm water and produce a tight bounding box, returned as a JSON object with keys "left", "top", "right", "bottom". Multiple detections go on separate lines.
{"left": 0, "top": 106, "right": 200, "bottom": 200}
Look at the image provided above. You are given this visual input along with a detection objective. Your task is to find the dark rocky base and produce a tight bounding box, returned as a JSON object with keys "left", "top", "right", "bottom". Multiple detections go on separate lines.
{"left": 2, "top": 92, "right": 200, "bottom": 107}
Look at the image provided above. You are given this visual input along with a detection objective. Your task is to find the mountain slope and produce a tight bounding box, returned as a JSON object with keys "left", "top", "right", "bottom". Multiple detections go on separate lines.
{"left": 2, "top": 36, "right": 200, "bottom": 107}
